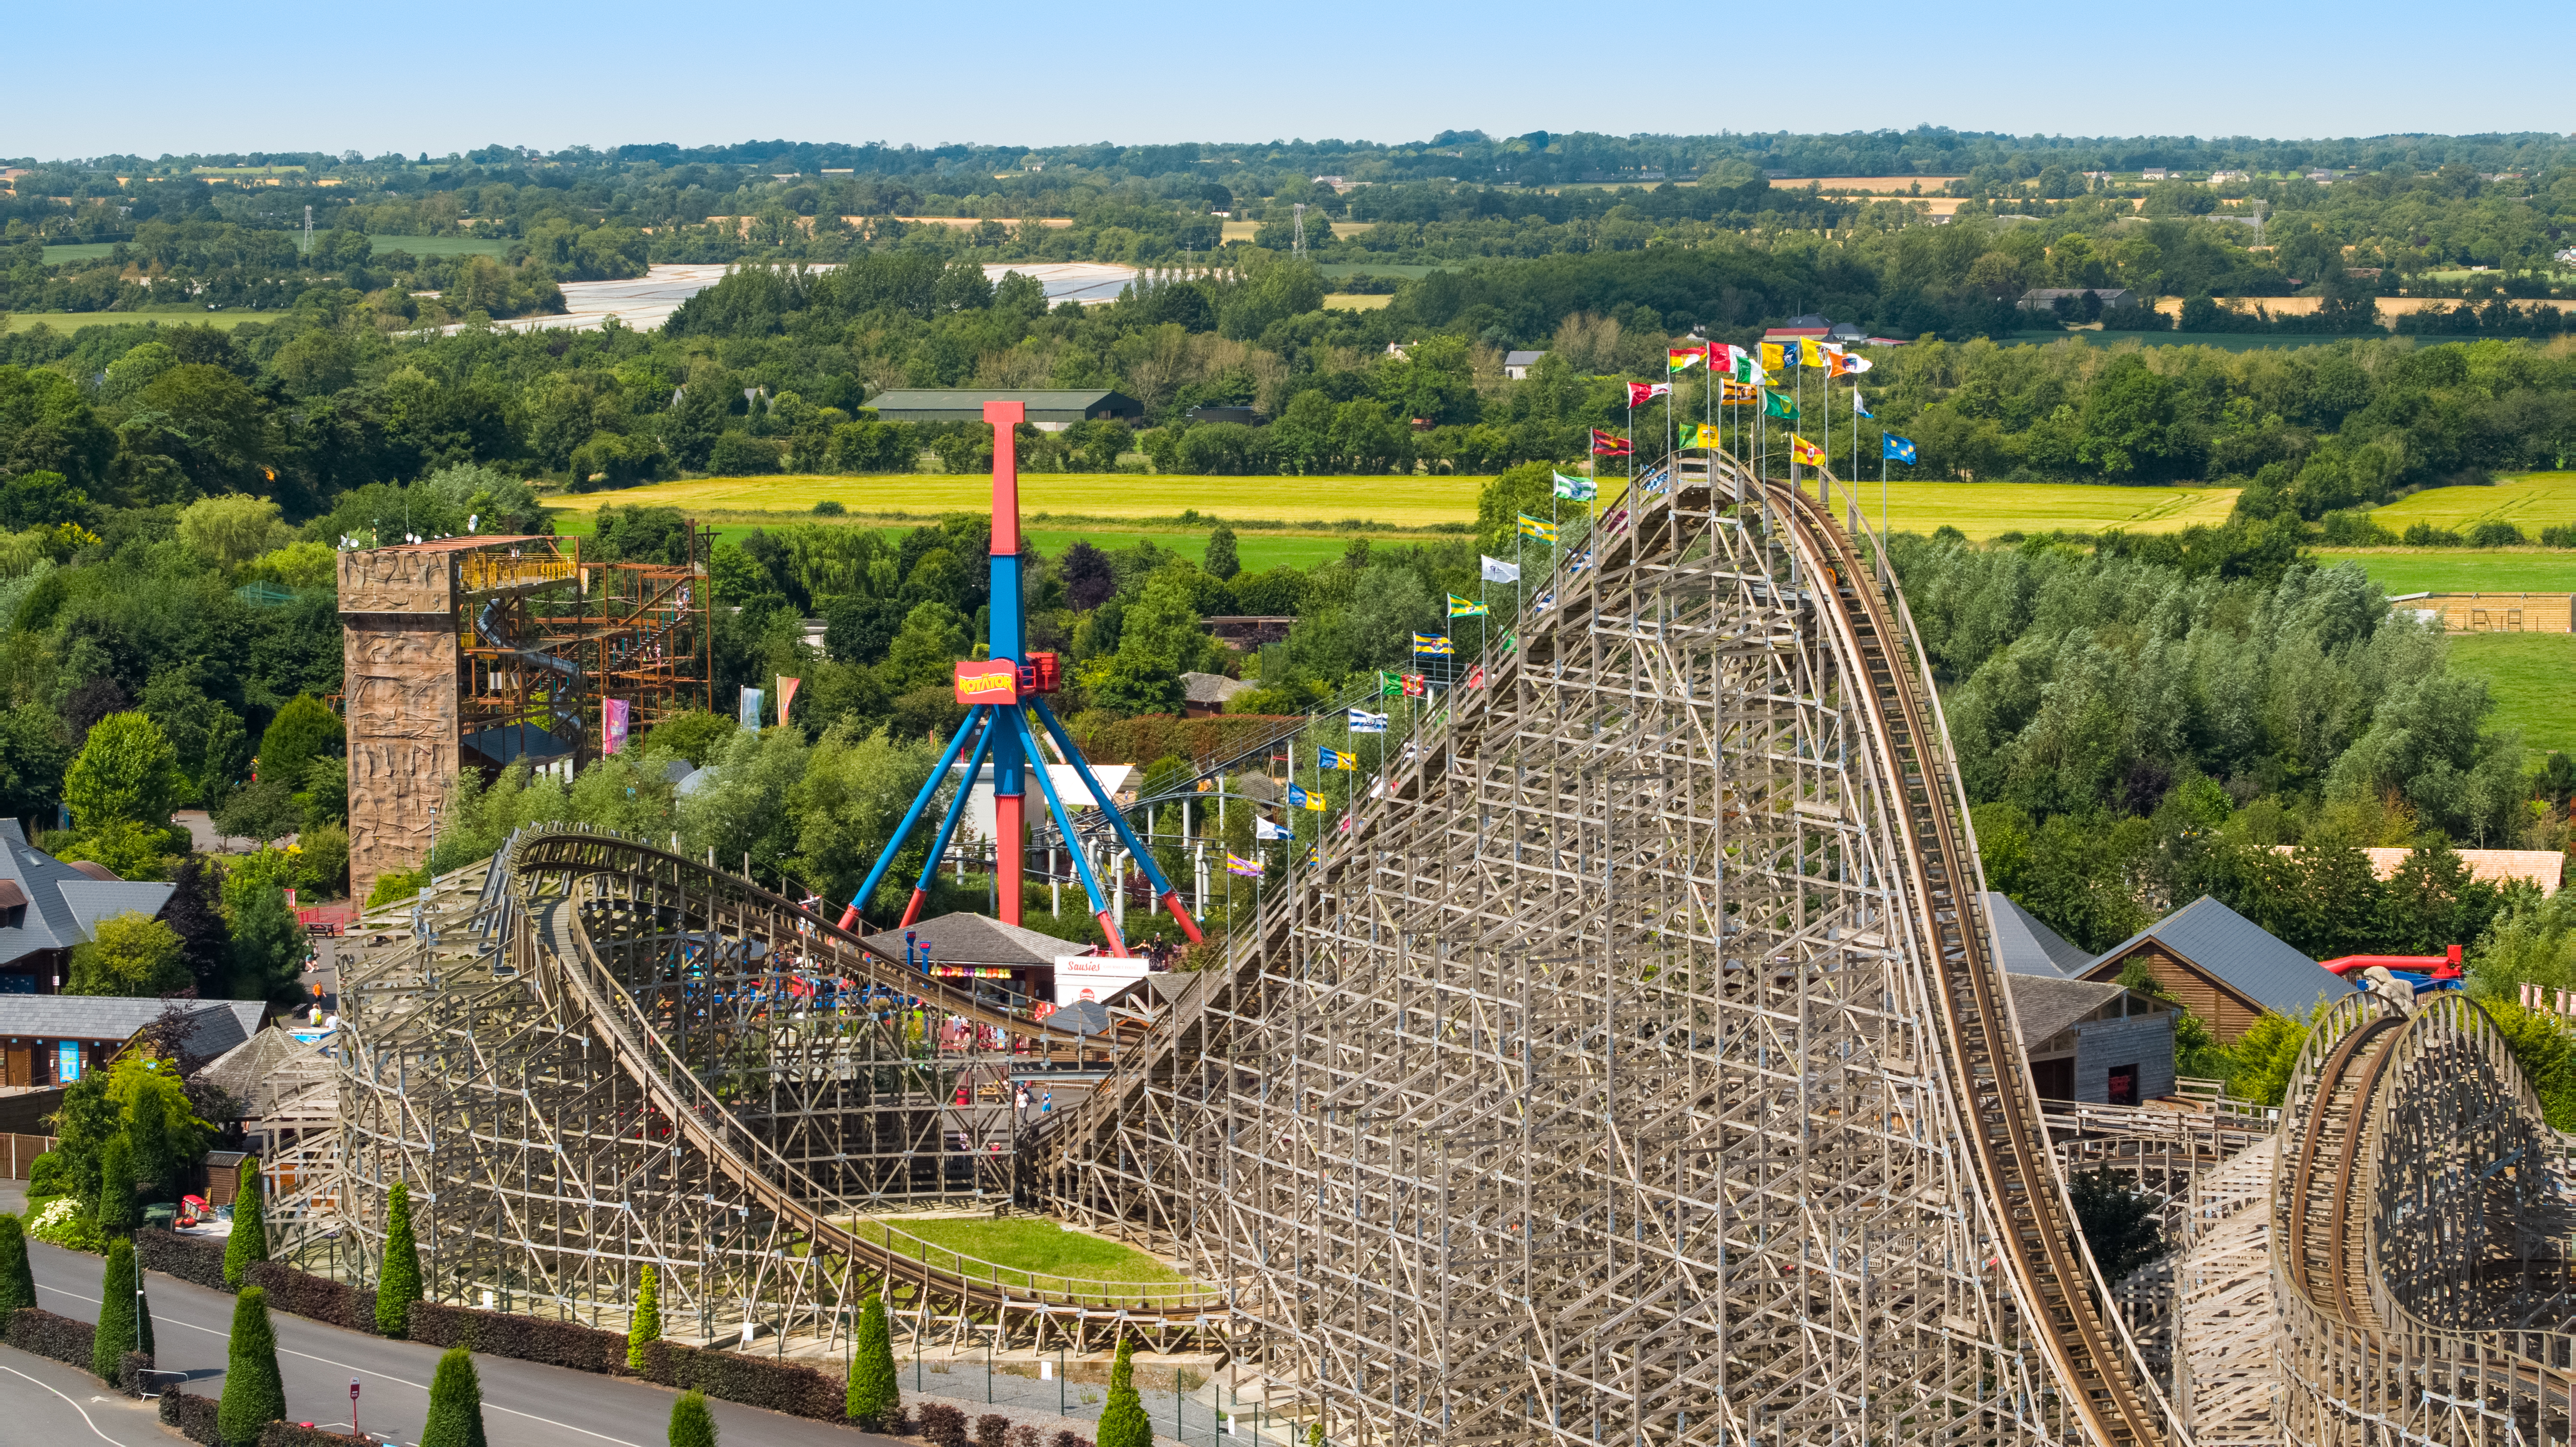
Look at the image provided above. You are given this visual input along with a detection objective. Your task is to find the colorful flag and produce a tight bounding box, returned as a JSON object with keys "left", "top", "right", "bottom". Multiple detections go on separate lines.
{"left": 1480, "top": 554, "right": 1521, "bottom": 583}
{"left": 1718, "top": 380, "right": 1760, "bottom": 404}
{"left": 1802, "top": 340, "right": 1831, "bottom": 369}
{"left": 1318, "top": 746, "right": 1357, "bottom": 771}
{"left": 1666, "top": 345, "right": 1707, "bottom": 372}
{"left": 1465, "top": 664, "right": 1486, "bottom": 688}
{"left": 1447, "top": 594, "right": 1488, "bottom": 617}
{"left": 1255, "top": 816, "right": 1291, "bottom": 840}
{"left": 1791, "top": 434, "right": 1826, "bottom": 466}
{"left": 739, "top": 686, "right": 764, "bottom": 734}
{"left": 1830, "top": 349, "right": 1873, "bottom": 376}
{"left": 1300, "top": 843, "right": 1318, "bottom": 867}
{"left": 777, "top": 675, "right": 801, "bottom": 730}
{"left": 1883, "top": 433, "right": 1917, "bottom": 465}
{"left": 1348, "top": 707, "right": 1389, "bottom": 734}
{"left": 1412, "top": 633, "right": 1456, "bottom": 654}
{"left": 1379, "top": 671, "right": 1403, "bottom": 697}
{"left": 1625, "top": 382, "right": 1672, "bottom": 406}
{"left": 1552, "top": 471, "right": 1596, "bottom": 501}
{"left": 1225, "top": 853, "right": 1264, "bottom": 878}
{"left": 1854, "top": 389, "right": 1874, "bottom": 419}
{"left": 1402, "top": 674, "right": 1428, "bottom": 698}
{"left": 1589, "top": 428, "right": 1631, "bottom": 456}
{"left": 1682, "top": 423, "right": 1721, "bottom": 449}
{"left": 603, "top": 698, "right": 631, "bottom": 756}
{"left": 1759, "top": 341, "right": 1785, "bottom": 374}
{"left": 1517, "top": 514, "right": 1558, "bottom": 542}
{"left": 1762, "top": 390, "right": 1798, "bottom": 420}
{"left": 1286, "top": 782, "right": 1323, "bottom": 811}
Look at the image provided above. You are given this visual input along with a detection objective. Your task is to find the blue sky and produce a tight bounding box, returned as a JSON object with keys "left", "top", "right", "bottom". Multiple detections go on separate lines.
{"left": 15, "top": 0, "right": 2571, "bottom": 159}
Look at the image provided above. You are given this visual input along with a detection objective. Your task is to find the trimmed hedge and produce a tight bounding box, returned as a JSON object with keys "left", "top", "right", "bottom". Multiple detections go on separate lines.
{"left": 138, "top": 1227, "right": 232, "bottom": 1292}
{"left": 118, "top": 1350, "right": 153, "bottom": 1395}
{"left": 160, "top": 1385, "right": 223, "bottom": 1445}
{"left": 247, "top": 1260, "right": 376, "bottom": 1333}
{"left": 641, "top": 1338, "right": 843, "bottom": 1421}
{"left": 918, "top": 1403, "right": 969, "bottom": 1447}
{"left": 409, "top": 1300, "right": 630, "bottom": 1375}
{"left": 4, "top": 1306, "right": 97, "bottom": 1372}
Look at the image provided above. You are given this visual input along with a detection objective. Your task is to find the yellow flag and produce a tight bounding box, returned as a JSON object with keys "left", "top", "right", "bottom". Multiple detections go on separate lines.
{"left": 1759, "top": 342, "right": 1784, "bottom": 374}
{"left": 1683, "top": 423, "right": 1721, "bottom": 448}
{"left": 1791, "top": 434, "right": 1826, "bottom": 466}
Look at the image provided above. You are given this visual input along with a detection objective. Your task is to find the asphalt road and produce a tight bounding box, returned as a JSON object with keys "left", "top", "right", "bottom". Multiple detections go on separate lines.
{"left": 12, "top": 1234, "right": 908, "bottom": 1447}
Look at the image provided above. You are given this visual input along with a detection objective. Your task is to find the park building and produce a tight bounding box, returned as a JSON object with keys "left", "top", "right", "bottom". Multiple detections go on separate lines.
{"left": 0, "top": 821, "right": 179, "bottom": 995}
{"left": 863, "top": 389, "right": 1142, "bottom": 432}
{"left": 1986, "top": 894, "right": 2178, "bottom": 1105}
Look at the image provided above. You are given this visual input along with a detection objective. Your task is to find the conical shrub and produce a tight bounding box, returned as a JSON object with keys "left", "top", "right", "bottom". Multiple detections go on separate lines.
{"left": 1096, "top": 1338, "right": 1151, "bottom": 1447}
{"left": 0, "top": 1213, "right": 35, "bottom": 1313}
{"left": 627, "top": 1264, "right": 661, "bottom": 1371}
{"left": 420, "top": 1345, "right": 489, "bottom": 1447}
{"left": 94, "top": 1138, "right": 137, "bottom": 1238}
{"left": 92, "top": 1238, "right": 148, "bottom": 1380}
{"left": 217, "top": 1287, "right": 286, "bottom": 1447}
{"left": 376, "top": 1180, "right": 422, "bottom": 1337}
{"left": 844, "top": 1293, "right": 899, "bottom": 1426}
{"left": 223, "top": 1157, "right": 268, "bottom": 1289}
{"left": 669, "top": 1387, "right": 718, "bottom": 1447}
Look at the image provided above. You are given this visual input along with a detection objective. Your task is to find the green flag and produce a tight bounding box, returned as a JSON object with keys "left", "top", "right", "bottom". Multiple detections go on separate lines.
{"left": 1762, "top": 390, "right": 1798, "bottom": 421}
{"left": 1379, "top": 671, "right": 1402, "bottom": 697}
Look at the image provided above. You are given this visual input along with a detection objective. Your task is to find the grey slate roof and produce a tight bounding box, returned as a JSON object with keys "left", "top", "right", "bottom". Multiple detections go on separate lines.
{"left": 0, "top": 996, "right": 264, "bottom": 1054}
{"left": 2005, "top": 975, "right": 2132, "bottom": 1043}
{"left": 864, "top": 389, "right": 1142, "bottom": 423}
{"left": 1180, "top": 672, "right": 1253, "bottom": 706}
{"left": 861, "top": 911, "right": 1093, "bottom": 969}
{"left": 0, "top": 819, "right": 177, "bottom": 970}
{"left": 1986, "top": 893, "right": 2093, "bottom": 978}
{"left": 2085, "top": 894, "right": 2355, "bottom": 1018}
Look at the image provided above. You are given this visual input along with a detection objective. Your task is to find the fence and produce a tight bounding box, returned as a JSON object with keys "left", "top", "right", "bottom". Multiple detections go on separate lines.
{"left": 2, "top": 1133, "right": 56, "bottom": 1179}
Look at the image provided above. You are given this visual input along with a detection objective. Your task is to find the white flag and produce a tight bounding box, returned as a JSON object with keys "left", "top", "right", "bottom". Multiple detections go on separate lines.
{"left": 1480, "top": 554, "right": 1521, "bottom": 584}
{"left": 1347, "top": 708, "right": 1388, "bottom": 734}
{"left": 1256, "top": 816, "right": 1291, "bottom": 840}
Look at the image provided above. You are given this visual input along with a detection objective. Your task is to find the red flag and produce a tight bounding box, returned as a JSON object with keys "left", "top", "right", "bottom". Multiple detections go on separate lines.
{"left": 1402, "top": 674, "right": 1427, "bottom": 698}
{"left": 1625, "top": 382, "right": 1672, "bottom": 407}
{"left": 1465, "top": 664, "right": 1486, "bottom": 689}
{"left": 1590, "top": 428, "right": 1631, "bottom": 456}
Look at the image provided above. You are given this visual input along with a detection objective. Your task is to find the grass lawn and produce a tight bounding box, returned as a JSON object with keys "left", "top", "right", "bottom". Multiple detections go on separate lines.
{"left": 2373, "top": 472, "right": 2576, "bottom": 532}
{"left": 1315, "top": 262, "right": 1442, "bottom": 279}
{"left": 2009, "top": 331, "right": 2392, "bottom": 352}
{"left": 545, "top": 473, "right": 1492, "bottom": 529}
{"left": 5, "top": 310, "right": 278, "bottom": 333}
{"left": 548, "top": 507, "right": 1405, "bottom": 573}
{"left": 1323, "top": 294, "right": 1392, "bottom": 311}
{"left": 40, "top": 242, "right": 120, "bottom": 265}
{"left": 364, "top": 234, "right": 512, "bottom": 257}
{"left": 2314, "top": 549, "right": 2576, "bottom": 596}
{"left": 2445, "top": 633, "right": 2576, "bottom": 760}
{"left": 851, "top": 1215, "right": 1194, "bottom": 1301}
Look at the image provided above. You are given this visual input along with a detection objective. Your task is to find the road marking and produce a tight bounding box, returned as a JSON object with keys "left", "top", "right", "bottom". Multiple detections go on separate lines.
{"left": 0, "top": 1361, "right": 133, "bottom": 1444}
{"left": 37, "top": 1282, "right": 645, "bottom": 1447}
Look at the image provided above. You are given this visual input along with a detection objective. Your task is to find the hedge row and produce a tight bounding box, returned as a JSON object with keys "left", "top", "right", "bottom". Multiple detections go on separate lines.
{"left": 3, "top": 1306, "right": 97, "bottom": 1372}
{"left": 160, "top": 1385, "right": 223, "bottom": 1445}
{"left": 409, "top": 1300, "right": 630, "bottom": 1375}
{"left": 641, "top": 1337, "right": 843, "bottom": 1420}
{"left": 117, "top": 1350, "right": 153, "bottom": 1395}
{"left": 260, "top": 1425, "right": 365, "bottom": 1446}
{"left": 137, "top": 1227, "right": 231, "bottom": 1292}
{"left": 247, "top": 1260, "right": 377, "bottom": 1334}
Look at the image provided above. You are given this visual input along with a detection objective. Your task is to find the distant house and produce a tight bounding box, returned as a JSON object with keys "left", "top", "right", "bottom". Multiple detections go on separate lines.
{"left": 1763, "top": 315, "right": 1868, "bottom": 343}
{"left": 1, "top": 997, "right": 265, "bottom": 1088}
{"left": 2006, "top": 975, "right": 2178, "bottom": 1105}
{"left": 2082, "top": 895, "right": 2355, "bottom": 1043}
{"left": 863, "top": 389, "right": 1141, "bottom": 434}
{"left": 861, "top": 911, "right": 1089, "bottom": 1014}
{"left": 2017, "top": 286, "right": 2134, "bottom": 313}
{"left": 1202, "top": 616, "right": 1296, "bottom": 651}
{"left": 0, "top": 822, "right": 179, "bottom": 995}
{"left": 2305, "top": 170, "right": 2336, "bottom": 184}
{"left": 2141, "top": 168, "right": 2172, "bottom": 181}
{"left": 1502, "top": 350, "right": 1546, "bottom": 380}
{"left": 1180, "top": 672, "right": 1255, "bottom": 718}
{"left": 2210, "top": 170, "right": 2248, "bottom": 182}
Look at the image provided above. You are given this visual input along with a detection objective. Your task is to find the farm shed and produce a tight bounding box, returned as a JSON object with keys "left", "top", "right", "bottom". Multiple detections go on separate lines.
{"left": 2006, "top": 975, "right": 2177, "bottom": 1105}
{"left": 865, "top": 388, "right": 1141, "bottom": 432}
{"left": 2081, "top": 895, "right": 2354, "bottom": 1044}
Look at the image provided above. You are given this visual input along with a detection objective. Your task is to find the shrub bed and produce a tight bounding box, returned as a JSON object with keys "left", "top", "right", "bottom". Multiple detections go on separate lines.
{"left": 3, "top": 1306, "right": 98, "bottom": 1372}
{"left": 247, "top": 1261, "right": 376, "bottom": 1333}
{"left": 408, "top": 1300, "right": 630, "bottom": 1375}
{"left": 641, "top": 1338, "right": 842, "bottom": 1420}
{"left": 918, "top": 1403, "right": 969, "bottom": 1447}
{"left": 259, "top": 1425, "right": 364, "bottom": 1446}
{"left": 118, "top": 1350, "right": 154, "bottom": 1395}
{"left": 137, "top": 1228, "right": 232, "bottom": 1292}
{"left": 160, "top": 1385, "right": 223, "bottom": 1445}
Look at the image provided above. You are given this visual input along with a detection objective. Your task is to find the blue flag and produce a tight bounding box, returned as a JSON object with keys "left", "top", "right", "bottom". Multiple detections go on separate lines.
{"left": 1882, "top": 433, "right": 1916, "bottom": 465}
{"left": 1318, "top": 747, "right": 1356, "bottom": 771}
{"left": 1854, "top": 389, "right": 1874, "bottom": 420}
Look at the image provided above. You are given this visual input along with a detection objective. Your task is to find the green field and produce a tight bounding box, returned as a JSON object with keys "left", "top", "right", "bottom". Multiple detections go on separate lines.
{"left": 2373, "top": 473, "right": 2576, "bottom": 532}
{"left": 548, "top": 506, "right": 1402, "bottom": 573}
{"left": 5, "top": 310, "right": 277, "bottom": 333}
{"left": 1315, "top": 261, "right": 1442, "bottom": 279}
{"left": 2315, "top": 550, "right": 2576, "bottom": 595}
{"left": 2445, "top": 633, "right": 2576, "bottom": 760}
{"left": 39, "top": 242, "right": 120, "bottom": 265}
{"left": 2011, "top": 331, "right": 2393, "bottom": 352}
{"left": 363, "top": 234, "right": 512, "bottom": 257}
{"left": 849, "top": 1215, "right": 1195, "bottom": 1302}
{"left": 547, "top": 472, "right": 1491, "bottom": 529}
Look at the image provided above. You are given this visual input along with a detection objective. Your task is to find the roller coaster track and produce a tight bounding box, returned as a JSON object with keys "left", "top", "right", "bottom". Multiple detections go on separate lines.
{"left": 1040, "top": 452, "right": 2171, "bottom": 1445}
{"left": 2272, "top": 993, "right": 2576, "bottom": 1446}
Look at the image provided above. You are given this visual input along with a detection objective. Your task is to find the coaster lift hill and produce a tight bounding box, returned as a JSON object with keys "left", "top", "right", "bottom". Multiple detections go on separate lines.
{"left": 836, "top": 401, "right": 1202, "bottom": 956}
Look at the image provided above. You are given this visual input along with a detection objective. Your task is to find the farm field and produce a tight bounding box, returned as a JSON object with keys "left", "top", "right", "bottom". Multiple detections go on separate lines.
{"left": 2315, "top": 550, "right": 2576, "bottom": 596}
{"left": 1862, "top": 480, "right": 2241, "bottom": 538}
{"left": 1324, "top": 293, "right": 1393, "bottom": 310}
{"left": 2445, "top": 633, "right": 2576, "bottom": 761}
{"left": 39, "top": 242, "right": 119, "bottom": 265}
{"left": 364, "top": 234, "right": 512, "bottom": 257}
{"left": 2008, "top": 330, "right": 2394, "bottom": 352}
{"left": 547, "top": 508, "right": 1363, "bottom": 572}
{"left": 2372, "top": 473, "right": 2576, "bottom": 532}
{"left": 5, "top": 310, "right": 275, "bottom": 333}
{"left": 547, "top": 472, "right": 1491, "bottom": 529}
{"left": 1316, "top": 262, "right": 1442, "bottom": 279}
